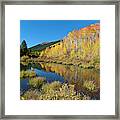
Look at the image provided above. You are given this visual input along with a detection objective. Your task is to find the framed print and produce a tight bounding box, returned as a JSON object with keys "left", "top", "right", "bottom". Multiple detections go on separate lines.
{"left": 0, "top": 0, "right": 119, "bottom": 119}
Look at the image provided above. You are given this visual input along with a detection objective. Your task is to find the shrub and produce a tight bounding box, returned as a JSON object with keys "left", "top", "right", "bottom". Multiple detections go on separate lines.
{"left": 28, "top": 71, "right": 36, "bottom": 78}
{"left": 21, "top": 81, "right": 82, "bottom": 100}
{"left": 20, "top": 55, "right": 29, "bottom": 62}
{"left": 40, "top": 82, "right": 81, "bottom": 100}
{"left": 83, "top": 80, "right": 96, "bottom": 91}
{"left": 42, "top": 81, "right": 61, "bottom": 94}
{"left": 29, "top": 77, "right": 46, "bottom": 88}
{"left": 20, "top": 70, "right": 36, "bottom": 79}
{"left": 21, "top": 89, "right": 40, "bottom": 100}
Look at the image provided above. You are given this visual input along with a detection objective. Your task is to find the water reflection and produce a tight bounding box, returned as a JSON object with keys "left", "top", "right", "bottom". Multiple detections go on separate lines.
{"left": 39, "top": 62, "right": 99, "bottom": 84}
{"left": 20, "top": 62, "right": 100, "bottom": 99}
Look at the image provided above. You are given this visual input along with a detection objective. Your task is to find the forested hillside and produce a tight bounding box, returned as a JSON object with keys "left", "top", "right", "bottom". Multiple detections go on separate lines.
{"left": 38, "top": 23, "right": 100, "bottom": 69}
{"left": 29, "top": 40, "right": 61, "bottom": 52}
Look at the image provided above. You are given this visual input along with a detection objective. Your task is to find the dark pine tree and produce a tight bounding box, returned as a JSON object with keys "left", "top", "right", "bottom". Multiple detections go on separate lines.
{"left": 20, "top": 40, "right": 28, "bottom": 56}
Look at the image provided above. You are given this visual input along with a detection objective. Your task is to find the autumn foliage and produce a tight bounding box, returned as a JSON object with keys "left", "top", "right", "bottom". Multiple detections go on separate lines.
{"left": 39, "top": 23, "right": 100, "bottom": 69}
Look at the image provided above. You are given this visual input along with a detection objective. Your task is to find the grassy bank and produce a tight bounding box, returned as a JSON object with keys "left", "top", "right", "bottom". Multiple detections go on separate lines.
{"left": 21, "top": 78, "right": 98, "bottom": 100}
{"left": 21, "top": 81, "right": 82, "bottom": 100}
{"left": 20, "top": 55, "right": 100, "bottom": 70}
{"left": 20, "top": 70, "right": 36, "bottom": 79}
{"left": 36, "top": 57, "right": 100, "bottom": 70}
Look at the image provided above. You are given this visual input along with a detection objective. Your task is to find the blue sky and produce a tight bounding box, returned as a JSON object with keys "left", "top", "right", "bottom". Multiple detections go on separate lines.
{"left": 20, "top": 20, "right": 100, "bottom": 48}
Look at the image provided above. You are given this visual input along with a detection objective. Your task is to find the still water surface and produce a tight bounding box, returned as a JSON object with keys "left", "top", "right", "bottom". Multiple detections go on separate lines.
{"left": 20, "top": 62, "right": 100, "bottom": 99}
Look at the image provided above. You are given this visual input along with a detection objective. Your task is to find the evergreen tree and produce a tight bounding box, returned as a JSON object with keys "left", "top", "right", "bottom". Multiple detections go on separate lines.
{"left": 20, "top": 40, "right": 28, "bottom": 56}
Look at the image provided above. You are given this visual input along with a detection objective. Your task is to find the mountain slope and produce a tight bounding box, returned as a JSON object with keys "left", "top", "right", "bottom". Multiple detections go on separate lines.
{"left": 38, "top": 23, "right": 100, "bottom": 69}
{"left": 29, "top": 40, "right": 61, "bottom": 52}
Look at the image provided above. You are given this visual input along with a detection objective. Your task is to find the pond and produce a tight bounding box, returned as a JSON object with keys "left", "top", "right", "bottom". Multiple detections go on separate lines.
{"left": 20, "top": 62, "right": 100, "bottom": 100}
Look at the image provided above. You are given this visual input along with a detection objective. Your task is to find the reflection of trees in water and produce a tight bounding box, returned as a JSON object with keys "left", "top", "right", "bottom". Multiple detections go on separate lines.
{"left": 21, "top": 62, "right": 100, "bottom": 99}
{"left": 39, "top": 62, "right": 100, "bottom": 99}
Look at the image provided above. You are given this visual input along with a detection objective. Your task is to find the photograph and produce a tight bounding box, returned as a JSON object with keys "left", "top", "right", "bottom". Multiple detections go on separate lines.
{"left": 20, "top": 20, "right": 100, "bottom": 100}
{"left": 2, "top": 1, "right": 118, "bottom": 118}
